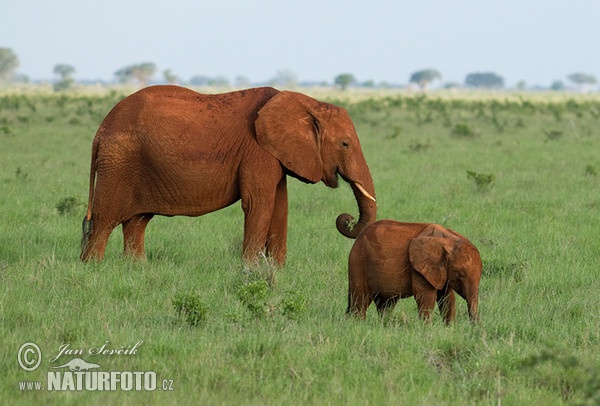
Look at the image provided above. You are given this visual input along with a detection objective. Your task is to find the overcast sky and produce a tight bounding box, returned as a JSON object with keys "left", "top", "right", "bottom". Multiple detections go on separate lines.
{"left": 2, "top": 0, "right": 598, "bottom": 87}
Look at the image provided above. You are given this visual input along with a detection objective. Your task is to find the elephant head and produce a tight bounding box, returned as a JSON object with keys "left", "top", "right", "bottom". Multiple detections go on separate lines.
{"left": 408, "top": 226, "right": 482, "bottom": 321}
{"left": 255, "top": 91, "right": 377, "bottom": 238}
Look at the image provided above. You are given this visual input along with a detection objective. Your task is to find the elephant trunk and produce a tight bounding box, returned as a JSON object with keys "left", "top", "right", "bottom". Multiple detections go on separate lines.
{"left": 336, "top": 178, "right": 377, "bottom": 239}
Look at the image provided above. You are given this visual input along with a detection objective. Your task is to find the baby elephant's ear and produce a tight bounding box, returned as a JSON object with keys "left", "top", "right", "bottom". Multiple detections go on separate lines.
{"left": 409, "top": 237, "right": 452, "bottom": 290}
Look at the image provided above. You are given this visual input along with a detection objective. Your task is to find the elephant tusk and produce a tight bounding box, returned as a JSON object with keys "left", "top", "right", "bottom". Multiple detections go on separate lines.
{"left": 355, "top": 183, "right": 376, "bottom": 203}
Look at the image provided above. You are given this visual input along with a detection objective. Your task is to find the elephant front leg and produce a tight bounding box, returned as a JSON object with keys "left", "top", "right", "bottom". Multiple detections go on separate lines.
{"left": 412, "top": 274, "right": 437, "bottom": 322}
{"left": 265, "top": 177, "right": 288, "bottom": 266}
{"left": 241, "top": 189, "right": 278, "bottom": 268}
{"left": 436, "top": 286, "right": 456, "bottom": 324}
{"left": 415, "top": 293, "right": 437, "bottom": 322}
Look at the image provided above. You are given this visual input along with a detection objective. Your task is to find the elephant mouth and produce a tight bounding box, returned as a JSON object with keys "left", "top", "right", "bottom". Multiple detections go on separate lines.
{"left": 329, "top": 172, "right": 376, "bottom": 203}
{"left": 323, "top": 169, "right": 340, "bottom": 188}
{"left": 324, "top": 174, "right": 339, "bottom": 188}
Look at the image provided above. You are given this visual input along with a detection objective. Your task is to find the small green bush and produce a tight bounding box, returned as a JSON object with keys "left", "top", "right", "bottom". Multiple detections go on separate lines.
{"left": 544, "top": 128, "right": 563, "bottom": 140}
{"left": 466, "top": 170, "right": 495, "bottom": 191}
{"left": 585, "top": 164, "right": 597, "bottom": 176}
{"left": 0, "top": 125, "right": 12, "bottom": 136}
{"left": 408, "top": 140, "right": 432, "bottom": 153}
{"left": 236, "top": 280, "right": 270, "bottom": 318}
{"left": 279, "top": 292, "right": 306, "bottom": 320}
{"left": 56, "top": 196, "right": 82, "bottom": 215}
{"left": 15, "top": 167, "right": 28, "bottom": 181}
{"left": 521, "top": 347, "right": 600, "bottom": 404}
{"left": 172, "top": 292, "right": 208, "bottom": 327}
{"left": 451, "top": 123, "right": 479, "bottom": 138}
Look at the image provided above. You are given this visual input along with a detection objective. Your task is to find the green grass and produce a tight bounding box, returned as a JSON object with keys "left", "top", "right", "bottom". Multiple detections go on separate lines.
{"left": 1, "top": 87, "right": 599, "bottom": 405}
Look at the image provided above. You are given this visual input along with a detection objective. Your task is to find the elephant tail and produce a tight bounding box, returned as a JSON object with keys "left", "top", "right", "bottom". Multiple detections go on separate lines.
{"left": 81, "top": 138, "right": 98, "bottom": 251}
{"left": 84, "top": 138, "right": 99, "bottom": 222}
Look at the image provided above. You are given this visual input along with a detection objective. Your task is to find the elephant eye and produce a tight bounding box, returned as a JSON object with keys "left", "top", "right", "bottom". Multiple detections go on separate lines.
{"left": 341, "top": 141, "right": 350, "bottom": 149}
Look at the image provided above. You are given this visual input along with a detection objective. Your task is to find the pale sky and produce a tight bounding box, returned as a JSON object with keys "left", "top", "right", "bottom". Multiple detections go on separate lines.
{"left": 2, "top": 0, "right": 599, "bottom": 87}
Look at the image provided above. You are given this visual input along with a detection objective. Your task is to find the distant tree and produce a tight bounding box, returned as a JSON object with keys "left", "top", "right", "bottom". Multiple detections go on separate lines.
{"left": 334, "top": 73, "right": 356, "bottom": 90}
{"left": 443, "top": 82, "right": 461, "bottom": 89}
{"left": 53, "top": 64, "right": 75, "bottom": 79}
{"left": 115, "top": 62, "right": 156, "bottom": 86}
{"left": 567, "top": 72, "right": 597, "bottom": 91}
{"left": 465, "top": 72, "right": 504, "bottom": 89}
{"left": 115, "top": 66, "right": 133, "bottom": 84}
{"left": 550, "top": 80, "right": 565, "bottom": 91}
{"left": 409, "top": 69, "right": 441, "bottom": 89}
{"left": 269, "top": 70, "right": 297, "bottom": 88}
{"left": 0, "top": 47, "right": 19, "bottom": 82}
{"left": 163, "top": 69, "right": 178, "bottom": 84}
{"left": 131, "top": 63, "right": 156, "bottom": 86}
{"left": 361, "top": 80, "right": 376, "bottom": 88}
{"left": 53, "top": 64, "right": 76, "bottom": 91}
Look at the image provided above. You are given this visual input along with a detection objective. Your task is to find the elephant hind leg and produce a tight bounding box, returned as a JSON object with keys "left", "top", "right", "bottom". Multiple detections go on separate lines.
{"left": 122, "top": 214, "right": 154, "bottom": 259}
{"left": 80, "top": 218, "right": 114, "bottom": 261}
{"left": 347, "top": 288, "right": 371, "bottom": 319}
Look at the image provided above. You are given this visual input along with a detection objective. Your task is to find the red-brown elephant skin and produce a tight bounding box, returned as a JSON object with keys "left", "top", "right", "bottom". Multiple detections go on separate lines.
{"left": 347, "top": 220, "right": 482, "bottom": 323}
{"left": 80, "top": 85, "right": 376, "bottom": 266}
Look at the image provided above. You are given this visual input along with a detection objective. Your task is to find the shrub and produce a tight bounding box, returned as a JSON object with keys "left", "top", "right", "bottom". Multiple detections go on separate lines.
{"left": 279, "top": 292, "right": 306, "bottom": 320}
{"left": 451, "top": 123, "right": 479, "bottom": 138}
{"left": 585, "top": 164, "right": 597, "bottom": 176}
{"left": 172, "top": 292, "right": 208, "bottom": 327}
{"left": 236, "top": 280, "right": 270, "bottom": 318}
{"left": 15, "top": 167, "right": 28, "bottom": 181}
{"left": 543, "top": 129, "right": 563, "bottom": 141}
{"left": 466, "top": 170, "right": 495, "bottom": 191}
{"left": 56, "top": 196, "right": 82, "bottom": 215}
{"left": 0, "top": 125, "right": 12, "bottom": 136}
{"left": 521, "top": 347, "right": 600, "bottom": 404}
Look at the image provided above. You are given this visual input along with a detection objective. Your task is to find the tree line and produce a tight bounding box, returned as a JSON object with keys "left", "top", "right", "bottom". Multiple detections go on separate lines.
{"left": 0, "top": 47, "right": 597, "bottom": 92}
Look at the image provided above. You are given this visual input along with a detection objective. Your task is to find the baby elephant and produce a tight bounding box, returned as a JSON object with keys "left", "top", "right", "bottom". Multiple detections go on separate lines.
{"left": 347, "top": 220, "right": 482, "bottom": 323}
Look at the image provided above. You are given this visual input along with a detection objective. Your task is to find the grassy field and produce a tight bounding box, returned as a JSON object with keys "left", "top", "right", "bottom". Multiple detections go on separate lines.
{"left": 1, "top": 86, "right": 599, "bottom": 405}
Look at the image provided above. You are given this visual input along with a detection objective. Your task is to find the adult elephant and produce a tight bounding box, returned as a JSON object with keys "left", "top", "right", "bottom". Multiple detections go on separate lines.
{"left": 80, "top": 85, "right": 377, "bottom": 266}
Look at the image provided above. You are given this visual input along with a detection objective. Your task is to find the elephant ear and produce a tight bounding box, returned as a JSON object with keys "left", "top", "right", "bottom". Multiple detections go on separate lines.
{"left": 255, "top": 91, "right": 323, "bottom": 183}
{"left": 409, "top": 237, "right": 454, "bottom": 290}
{"left": 418, "top": 224, "right": 456, "bottom": 238}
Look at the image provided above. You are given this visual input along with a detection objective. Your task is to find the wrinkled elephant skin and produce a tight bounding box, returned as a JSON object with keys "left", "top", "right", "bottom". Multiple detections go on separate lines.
{"left": 80, "top": 85, "right": 376, "bottom": 266}
{"left": 347, "top": 220, "right": 482, "bottom": 323}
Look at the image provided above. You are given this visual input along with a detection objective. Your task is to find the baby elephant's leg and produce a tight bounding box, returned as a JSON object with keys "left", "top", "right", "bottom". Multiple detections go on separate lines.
{"left": 437, "top": 287, "right": 456, "bottom": 324}
{"left": 347, "top": 286, "right": 372, "bottom": 319}
{"left": 413, "top": 279, "right": 438, "bottom": 322}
